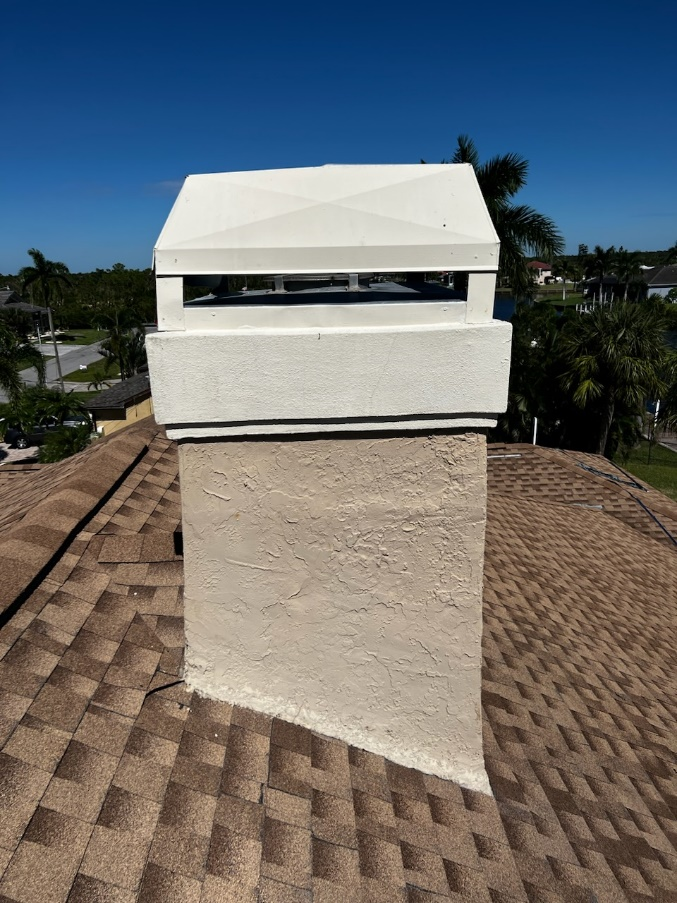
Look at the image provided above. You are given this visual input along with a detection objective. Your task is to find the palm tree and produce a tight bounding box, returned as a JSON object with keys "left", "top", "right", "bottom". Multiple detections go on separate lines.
{"left": 658, "top": 350, "right": 677, "bottom": 430}
{"left": 94, "top": 303, "right": 143, "bottom": 338}
{"left": 95, "top": 303, "right": 146, "bottom": 380}
{"left": 586, "top": 245, "right": 616, "bottom": 306}
{"left": 560, "top": 301, "right": 666, "bottom": 456}
{"left": 615, "top": 247, "right": 641, "bottom": 302}
{"left": 0, "top": 322, "right": 46, "bottom": 405}
{"left": 87, "top": 376, "right": 112, "bottom": 392}
{"left": 551, "top": 258, "right": 572, "bottom": 301}
{"left": 119, "top": 330, "right": 147, "bottom": 379}
{"left": 39, "top": 423, "right": 91, "bottom": 463}
{"left": 494, "top": 301, "right": 562, "bottom": 443}
{"left": 19, "top": 248, "right": 71, "bottom": 309}
{"left": 99, "top": 327, "right": 147, "bottom": 381}
{"left": 664, "top": 241, "right": 677, "bottom": 265}
{"left": 439, "top": 136, "right": 564, "bottom": 297}
{"left": 34, "top": 388, "right": 90, "bottom": 427}
{"left": 19, "top": 249, "right": 71, "bottom": 391}
{"left": 568, "top": 260, "right": 584, "bottom": 293}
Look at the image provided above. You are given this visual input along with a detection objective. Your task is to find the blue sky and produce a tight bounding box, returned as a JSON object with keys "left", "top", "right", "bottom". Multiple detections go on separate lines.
{"left": 2, "top": 0, "right": 676, "bottom": 273}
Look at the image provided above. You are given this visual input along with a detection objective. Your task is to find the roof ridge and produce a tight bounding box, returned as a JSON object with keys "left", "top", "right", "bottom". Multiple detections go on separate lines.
{"left": 487, "top": 444, "right": 677, "bottom": 547}
{"left": 0, "top": 423, "right": 164, "bottom": 618}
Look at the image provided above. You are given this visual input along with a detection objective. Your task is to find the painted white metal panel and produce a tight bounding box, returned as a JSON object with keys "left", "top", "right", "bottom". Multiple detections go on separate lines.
{"left": 146, "top": 320, "right": 511, "bottom": 436}
{"left": 466, "top": 273, "right": 497, "bottom": 323}
{"left": 156, "top": 277, "right": 185, "bottom": 331}
{"left": 183, "top": 299, "right": 467, "bottom": 331}
{"left": 154, "top": 164, "right": 499, "bottom": 276}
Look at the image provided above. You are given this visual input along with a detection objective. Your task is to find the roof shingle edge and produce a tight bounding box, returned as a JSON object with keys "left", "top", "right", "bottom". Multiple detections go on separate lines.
{"left": 0, "top": 420, "right": 161, "bottom": 619}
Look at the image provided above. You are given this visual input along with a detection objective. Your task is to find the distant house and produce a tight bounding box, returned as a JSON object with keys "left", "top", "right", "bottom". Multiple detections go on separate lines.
{"left": 584, "top": 265, "right": 677, "bottom": 301}
{"left": 86, "top": 372, "right": 153, "bottom": 436}
{"left": 583, "top": 274, "right": 619, "bottom": 299}
{"left": 526, "top": 260, "right": 552, "bottom": 284}
{"left": 639, "top": 265, "right": 677, "bottom": 299}
{"left": 0, "top": 288, "right": 49, "bottom": 334}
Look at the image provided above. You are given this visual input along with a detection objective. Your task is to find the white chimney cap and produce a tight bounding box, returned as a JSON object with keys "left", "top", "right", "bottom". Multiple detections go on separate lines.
{"left": 154, "top": 164, "right": 499, "bottom": 276}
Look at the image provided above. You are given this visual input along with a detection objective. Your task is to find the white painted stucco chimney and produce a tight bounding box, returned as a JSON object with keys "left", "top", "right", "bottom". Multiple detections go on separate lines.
{"left": 147, "top": 164, "right": 511, "bottom": 793}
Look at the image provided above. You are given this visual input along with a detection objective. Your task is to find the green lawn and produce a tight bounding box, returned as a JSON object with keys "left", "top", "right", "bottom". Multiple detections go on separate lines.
{"left": 53, "top": 329, "right": 107, "bottom": 346}
{"left": 495, "top": 287, "right": 588, "bottom": 308}
{"left": 63, "top": 357, "right": 120, "bottom": 384}
{"left": 614, "top": 440, "right": 677, "bottom": 501}
{"left": 538, "top": 291, "right": 586, "bottom": 307}
{"left": 69, "top": 390, "right": 98, "bottom": 404}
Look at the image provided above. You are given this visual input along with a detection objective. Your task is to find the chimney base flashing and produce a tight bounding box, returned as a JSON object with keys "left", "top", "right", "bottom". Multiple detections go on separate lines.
{"left": 184, "top": 664, "right": 492, "bottom": 795}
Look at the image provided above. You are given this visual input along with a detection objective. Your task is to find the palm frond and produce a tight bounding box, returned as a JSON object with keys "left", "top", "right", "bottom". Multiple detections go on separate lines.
{"left": 476, "top": 153, "right": 529, "bottom": 205}
{"left": 497, "top": 205, "right": 564, "bottom": 259}
{"left": 0, "top": 358, "right": 23, "bottom": 405}
{"left": 450, "top": 135, "right": 480, "bottom": 169}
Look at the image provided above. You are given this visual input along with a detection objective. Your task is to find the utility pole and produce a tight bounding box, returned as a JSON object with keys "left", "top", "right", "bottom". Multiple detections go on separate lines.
{"left": 46, "top": 306, "right": 65, "bottom": 392}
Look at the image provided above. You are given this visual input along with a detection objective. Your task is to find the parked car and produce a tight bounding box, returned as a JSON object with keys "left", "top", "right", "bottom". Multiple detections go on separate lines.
{"left": 4, "top": 418, "right": 60, "bottom": 449}
{"left": 61, "top": 414, "right": 91, "bottom": 429}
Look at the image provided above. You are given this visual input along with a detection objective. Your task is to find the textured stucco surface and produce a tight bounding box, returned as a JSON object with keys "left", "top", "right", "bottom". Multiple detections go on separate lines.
{"left": 146, "top": 321, "right": 511, "bottom": 435}
{"left": 180, "top": 432, "right": 491, "bottom": 792}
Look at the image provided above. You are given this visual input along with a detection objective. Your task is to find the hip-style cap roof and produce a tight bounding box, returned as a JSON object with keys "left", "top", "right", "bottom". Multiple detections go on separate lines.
{"left": 154, "top": 164, "right": 500, "bottom": 276}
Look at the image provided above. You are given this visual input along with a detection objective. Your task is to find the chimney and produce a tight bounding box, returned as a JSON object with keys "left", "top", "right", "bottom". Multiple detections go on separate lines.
{"left": 147, "top": 164, "right": 511, "bottom": 793}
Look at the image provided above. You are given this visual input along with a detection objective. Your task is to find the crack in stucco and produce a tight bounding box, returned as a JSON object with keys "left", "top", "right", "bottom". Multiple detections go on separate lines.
{"left": 223, "top": 556, "right": 279, "bottom": 572}
{"left": 203, "top": 488, "right": 232, "bottom": 502}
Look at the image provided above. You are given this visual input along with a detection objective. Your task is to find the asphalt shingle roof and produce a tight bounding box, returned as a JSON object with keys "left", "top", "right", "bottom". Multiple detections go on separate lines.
{"left": 642, "top": 266, "right": 677, "bottom": 288}
{"left": 0, "top": 428, "right": 675, "bottom": 901}
{"left": 86, "top": 374, "right": 151, "bottom": 412}
{"left": 0, "top": 290, "right": 48, "bottom": 314}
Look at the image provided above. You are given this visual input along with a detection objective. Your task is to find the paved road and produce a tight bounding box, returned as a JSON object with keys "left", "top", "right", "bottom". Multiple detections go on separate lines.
{"left": 0, "top": 342, "right": 106, "bottom": 403}
{"left": 658, "top": 435, "right": 677, "bottom": 454}
{"left": 25, "top": 341, "right": 105, "bottom": 385}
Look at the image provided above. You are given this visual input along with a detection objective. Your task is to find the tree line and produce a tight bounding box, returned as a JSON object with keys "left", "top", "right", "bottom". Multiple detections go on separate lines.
{"left": 2, "top": 252, "right": 156, "bottom": 327}
{"left": 494, "top": 298, "right": 677, "bottom": 457}
{"left": 1, "top": 250, "right": 153, "bottom": 461}
{"left": 549, "top": 243, "right": 677, "bottom": 304}
{"left": 4, "top": 139, "right": 677, "bottom": 464}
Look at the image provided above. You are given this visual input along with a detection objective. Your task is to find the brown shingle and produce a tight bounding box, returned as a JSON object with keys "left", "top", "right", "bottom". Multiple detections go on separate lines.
{"left": 68, "top": 874, "right": 137, "bottom": 902}
{"left": 98, "top": 535, "right": 145, "bottom": 564}
{"left": 1, "top": 433, "right": 677, "bottom": 901}
{"left": 91, "top": 683, "right": 146, "bottom": 719}
{"left": 0, "top": 840, "right": 84, "bottom": 903}
{"left": 0, "top": 753, "right": 52, "bottom": 851}
{"left": 137, "top": 862, "right": 202, "bottom": 903}
{"left": 28, "top": 684, "right": 89, "bottom": 731}
{"left": 3, "top": 716, "right": 70, "bottom": 773}
{"left": 73, "top": 705, "right": 134, "bottom": 757}
{"left": 148, "top": 822, "right": 210, "bottom": 881}
{"left": 79, "top": 825, "right": 151, "bottom": 891}
{"left": 158, "top": 780, "right": 217, "bottom": 837}
{"left": 112, "top": 749, "right": 172, "bottom": 803}
{"left": 97, "top": 785, "right": 160, "bottom": 839}
{"left": 124, "top": 726, "right": 179, "bottom": 767}
{"left": 215, "top": 792, "right": 265, "bottom": 838}
{"left": 207, "top": 822, "right": 262, "bottom": 886}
